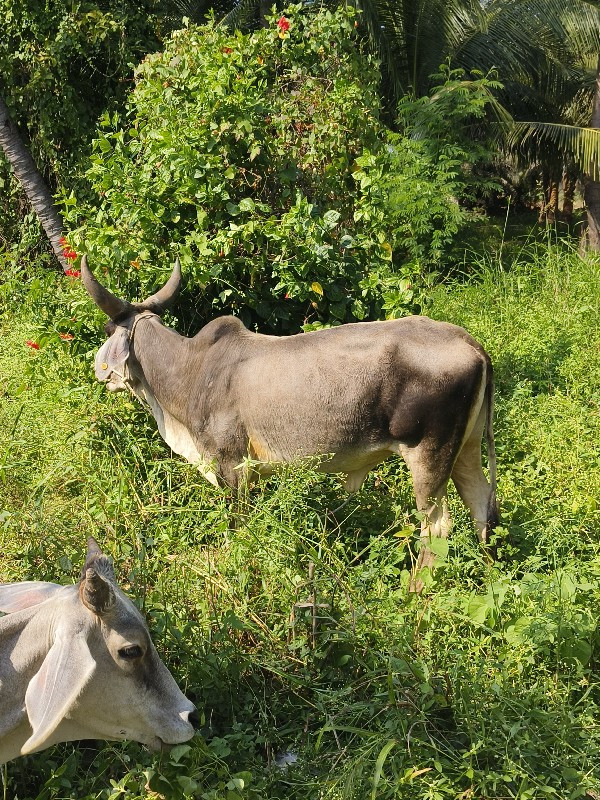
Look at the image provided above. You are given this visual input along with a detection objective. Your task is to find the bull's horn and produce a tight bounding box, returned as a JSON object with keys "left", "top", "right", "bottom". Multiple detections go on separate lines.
{"left": 85, "top": 537, "right": 103, "bottom": 563}
{"left": 81, "top": 537, "right": 116, "bottom": 583}
{"left": 80, "top": 567, "right": 115, "bottom": 614}
{"left": 81, "top": 255, "right": 131, "bottom": 320}
{"left": 140, "top": 258, "right": 182, "bottom": 314}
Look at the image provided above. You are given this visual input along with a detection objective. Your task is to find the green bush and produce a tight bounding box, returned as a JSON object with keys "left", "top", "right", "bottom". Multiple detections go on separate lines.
{"left": 64, "top": 7, "right": 498, "bottom": 333}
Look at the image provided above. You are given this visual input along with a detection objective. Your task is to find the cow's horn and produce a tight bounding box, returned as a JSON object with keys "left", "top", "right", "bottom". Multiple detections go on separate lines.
{"left": 81, "top": 537, "right": 116, "bottom": 583}
{"left": 81, "top": 255, "right": 131, "bottom": 320}
{"left": 81, "top": 567, "right": 115, "bottom": 614}
{"left": 140, "top": 258, "right": 182, "bottom": 314}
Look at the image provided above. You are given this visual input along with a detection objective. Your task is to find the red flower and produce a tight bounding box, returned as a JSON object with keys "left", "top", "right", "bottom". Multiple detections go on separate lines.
{"left": 222, "top": 46, "right": 233, "bottom": 54}
{"left": 59, "top": 236, "right": 68, "bottom": 246}
{"left": 65, "top": 268, "right": 81, "bottom": 278}
{"left": 26, "top": 340, "right": 40, "bottom": 350}
{"left": 63, "top": 249, "right": 78, "bottom": 261}
{"left": 59, "top": 333, "right": 74, "bottom": 341}
{"left": 277, "top": 16, "right": 290, "bottom": 31}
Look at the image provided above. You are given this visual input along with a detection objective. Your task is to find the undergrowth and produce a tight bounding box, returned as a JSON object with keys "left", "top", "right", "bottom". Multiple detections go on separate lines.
{"left": 0, "top": 241, "right": 599, "bottom": 799}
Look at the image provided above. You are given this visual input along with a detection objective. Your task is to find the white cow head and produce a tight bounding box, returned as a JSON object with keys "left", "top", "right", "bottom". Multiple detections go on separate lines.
{"left": 0, "top": 538, "right": 197, "bottom": 763}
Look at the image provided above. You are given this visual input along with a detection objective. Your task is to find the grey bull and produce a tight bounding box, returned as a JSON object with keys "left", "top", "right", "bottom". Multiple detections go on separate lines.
{"left": 0, "top": 538, "right": 197, "bottom": 764}
{"left": 82, "top": 256, "right": 498, "bottom": 580}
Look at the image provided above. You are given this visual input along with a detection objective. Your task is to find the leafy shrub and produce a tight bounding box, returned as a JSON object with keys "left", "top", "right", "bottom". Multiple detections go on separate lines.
{"left": 64, "top": 6, "right": 498, "bottom": 333}
{"left": 386, "top": 65, "right": 502, "bottom": 265}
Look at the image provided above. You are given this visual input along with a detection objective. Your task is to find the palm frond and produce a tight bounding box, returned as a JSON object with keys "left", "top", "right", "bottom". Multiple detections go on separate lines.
{"left": 506, "top": 121, "right": 600, "bottom": 179}
{"left": 219, "top": 0, "right": 261, "bottom": 30}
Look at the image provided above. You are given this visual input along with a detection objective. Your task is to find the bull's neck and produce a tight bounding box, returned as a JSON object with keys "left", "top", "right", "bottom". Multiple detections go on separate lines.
{"left": 129, "top": 317, "right": 195, "bottom": 420}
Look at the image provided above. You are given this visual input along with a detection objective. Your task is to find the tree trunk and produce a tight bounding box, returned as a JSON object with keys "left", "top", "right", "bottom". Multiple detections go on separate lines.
{"left": 538, "top": 169, "right": 560, "bottom": 223}
{"left": 562, "top": 164, "right": 576, "bottom": 227}
{"left": 583, "top": 55, "right": 600, "bottom": 251}
{"left": 547, "top": 176, "right": 559, "bottom": 222}
{"left": 538, "top": 169, "right": 549, "bottom": 222}
{"left": 0, "top": 94, "right": 68, "bottom": 270}
{"left": 258, "top": 0, "right": 271, "bottom": 27}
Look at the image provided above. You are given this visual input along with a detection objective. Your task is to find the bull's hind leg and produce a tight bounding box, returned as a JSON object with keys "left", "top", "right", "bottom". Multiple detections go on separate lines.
{"left": 400, "top": 444, "right": 454, "bottom": 592}
{"left": 451, "top": 404, "right": 495, "bottom": 551}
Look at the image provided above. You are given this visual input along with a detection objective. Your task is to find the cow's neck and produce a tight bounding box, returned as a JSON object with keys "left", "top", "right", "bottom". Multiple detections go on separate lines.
{"left": 128, "top": 318, "right": 218, "bottom": 484}
{"left": 129, "top": 317, "right": 194, "bottom": 419}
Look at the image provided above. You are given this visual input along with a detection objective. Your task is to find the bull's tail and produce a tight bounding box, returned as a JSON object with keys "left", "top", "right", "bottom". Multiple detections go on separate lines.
{"left": 485, "top": 359, "right": 499, "bottom": 532}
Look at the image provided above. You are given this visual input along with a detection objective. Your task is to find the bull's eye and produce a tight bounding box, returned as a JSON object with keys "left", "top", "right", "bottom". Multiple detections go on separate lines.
{"left": 118, "top": 644, "right": 143, "bottom": 660}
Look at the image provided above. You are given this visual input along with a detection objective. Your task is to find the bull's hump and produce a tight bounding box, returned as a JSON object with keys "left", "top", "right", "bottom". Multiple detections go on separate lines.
{"left": 198, "top": 316, "right": 247, "bottom": 346}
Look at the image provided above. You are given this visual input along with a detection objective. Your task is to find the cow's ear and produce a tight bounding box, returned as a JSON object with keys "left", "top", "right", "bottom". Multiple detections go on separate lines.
{"left": 80, "top": 566, "right": 115, "bottom": 615}
{"left": 95, "top": 327, "right": 130, "bottom": 382}
{"left": 0, "top": 582, "right": 62, "bottom": 613}
{"left": 22, "top": 631, "right": 95, "bottom": 755}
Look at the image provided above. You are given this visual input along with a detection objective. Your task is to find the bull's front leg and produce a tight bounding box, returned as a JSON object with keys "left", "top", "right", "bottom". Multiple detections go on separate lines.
{"left": 215, "top": 449, "right": 254, "bottom": 534}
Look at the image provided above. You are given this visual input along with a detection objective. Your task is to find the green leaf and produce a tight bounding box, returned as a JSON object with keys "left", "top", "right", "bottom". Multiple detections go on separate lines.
{"left": 323, "top": 209, "right": 341, "bottom": 227}
{"left": 177, "top": 775, "right": 198, "bottom": 794}
{"left": 169, "top": 744, "right": 191, "bottom": 763}
{"left": 505, "top": 616, "right": 532, "bottom": 644}
{"left": 425, "top": 536, "right": 449, "bottom": 560}
{"left": 466, "top": 596, "right": 492, "bottom": 625}
{"left": 371, "top": 740, "right": 397, "bottom": 800}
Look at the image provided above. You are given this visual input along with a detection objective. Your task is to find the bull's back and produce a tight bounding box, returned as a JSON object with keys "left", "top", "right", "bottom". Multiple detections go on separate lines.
{"left": 222, "top": 316, "right": 487, "bottom": 461}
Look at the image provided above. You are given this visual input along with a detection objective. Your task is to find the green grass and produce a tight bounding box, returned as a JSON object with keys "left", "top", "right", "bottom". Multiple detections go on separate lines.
{"left": 1, "top": 241, "right": 599, "bottom": 799}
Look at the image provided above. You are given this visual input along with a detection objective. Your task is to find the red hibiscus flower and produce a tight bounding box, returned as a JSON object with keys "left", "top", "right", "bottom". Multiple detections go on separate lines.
{"left": 26, "top": 340, "right": 40, "bottom": 350}
{"left": 65, "top": 268, "right": 81, "bottom": 278}
{"left": 277, "top": 16, "right": 290, "bottom": 31}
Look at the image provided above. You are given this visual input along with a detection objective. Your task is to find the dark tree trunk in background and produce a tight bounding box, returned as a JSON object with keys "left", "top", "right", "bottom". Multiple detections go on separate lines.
{"left": 583, "top": 55, "right": 600, "bottom": 251}
{"left": 538, "top": 170, "right": 549, "bottom": 222}
{"left": 539, "top": 169, "right": 560, "bottom": 223}
{"left": 258, "top": 0, "right": 270, "bottom": 27}
{"left": 0, "top": 93, "right": 68, "bottom": 270}
{"left": 562, "top": 164, "right": 576, "bottom": 227}
{"left": 547, "top": 177, "right": 559, "bottom": 222}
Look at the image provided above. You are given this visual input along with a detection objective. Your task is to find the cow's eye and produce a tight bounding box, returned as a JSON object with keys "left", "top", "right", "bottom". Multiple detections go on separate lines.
{"left": 118, "top": 644, "right": 143, "bottom": 660}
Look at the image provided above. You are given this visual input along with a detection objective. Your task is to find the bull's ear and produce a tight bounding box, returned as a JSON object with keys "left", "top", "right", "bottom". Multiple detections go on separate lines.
{"left": 22, "top": 631, "right": 95, "bottom": 755}
{"left": 95, "top": 327, "right": 130, "bottom": 382}
{"left": 0, "top": 582, "right": 62, "bottom": 613}
{"left": 80, "top": 566, "right": 115, "bottom": 615}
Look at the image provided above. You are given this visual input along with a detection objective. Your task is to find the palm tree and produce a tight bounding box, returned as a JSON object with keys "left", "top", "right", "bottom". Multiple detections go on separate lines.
{"left": 0, "top": 94, "right": 69, "bottom": 270}
{"left": 583, "top": 55, "right": 600, "bottom": 248}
